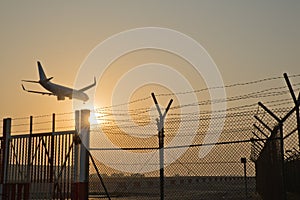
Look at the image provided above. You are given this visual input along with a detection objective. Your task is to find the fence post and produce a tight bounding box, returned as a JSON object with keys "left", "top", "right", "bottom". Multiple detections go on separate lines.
{"left": 296, "top": 96, "right": 300, "bottom": 148}
{"left": 72, "top": 110, "right": 79, "bottom": 200}
{"left": 72, "top": 110, "right": 90, "bottom": 200}
{"left": 27, "top": 118, "right": 33, "bottom": 177}
{"left": 80, "top": 109, "right": 90, "bottom": 200}
{"left": 151, "top": 93, "right": 173, "bottom": 200}
{"left": 283, "top": 73, "right": 300, "bottom": 148}
{"left": 255, "top": 102, "right": 287, "bottom": 200}
{"left": 1, "top": 118, "right": 11, "bottom": 198}
{"left": 279, "top": 123, "right": 287, "bottom": 200}
{"left": 50, "top": 113, "right": 55, "bottom": 198}
{"left": 241, "top": 157, "right": 248, "bottom": 199}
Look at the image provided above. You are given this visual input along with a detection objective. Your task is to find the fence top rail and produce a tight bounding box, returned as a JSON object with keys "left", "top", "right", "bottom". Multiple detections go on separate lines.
{"left": 9, "top": 130, "right": 76, "bottom": 139}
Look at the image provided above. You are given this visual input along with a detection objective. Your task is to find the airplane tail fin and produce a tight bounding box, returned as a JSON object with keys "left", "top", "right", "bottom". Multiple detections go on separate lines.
{"left": 37, "top": 61, "right": 47, "bottom": 81}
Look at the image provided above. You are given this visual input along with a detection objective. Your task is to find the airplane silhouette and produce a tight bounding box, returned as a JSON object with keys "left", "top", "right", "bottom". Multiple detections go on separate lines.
{"left": 22, "top": 61, "right": 96, "bottom": 102}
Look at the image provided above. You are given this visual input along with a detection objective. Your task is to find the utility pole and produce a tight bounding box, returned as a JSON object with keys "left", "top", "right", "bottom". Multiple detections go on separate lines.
{"left": 151, "top": 93, "right": 173, "bottom": 200}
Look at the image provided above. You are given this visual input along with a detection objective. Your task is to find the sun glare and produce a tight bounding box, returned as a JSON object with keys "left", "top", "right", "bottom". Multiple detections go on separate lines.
{"left": 89, "top": 105, "right": 106, "bottom": 126}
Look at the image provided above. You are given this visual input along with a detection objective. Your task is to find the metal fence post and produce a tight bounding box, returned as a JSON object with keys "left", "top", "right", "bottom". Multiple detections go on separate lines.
{"left": 297, "top": 100, "right": 300, "bottom": 148}
{"left": 80, "top": 109, "right": 90, "bottom": 200}
{"left": 1, "top": 118, "right": 11, "bottom": 199}
{"left": 254, "top": 102, "right": 287, "bottom": 200}
{"left": 241, "top": 157, "right": 248, "bottom": 199}
{"left": 72, "top": 110, "right": 90, "bottom": 200}
{"left": 279, "top": 123, "right": 287, "bottom": 200}
{"left": 27, "top": 116, "right": 33, "bottom": 175}
{"left": 26, "top": 116, "right": 33, "bottom": 199}
{"left": 283, "top": 73, "right": 300, "bottom": 147}
{"left": 151, "top": 93, "right": 173, "bottom": 200}
{"left": 50, "top": 113, "right": 55, "bottom": 198}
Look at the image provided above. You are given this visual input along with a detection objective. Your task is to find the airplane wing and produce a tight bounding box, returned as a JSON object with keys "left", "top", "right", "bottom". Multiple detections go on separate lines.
{"left": 22, "top": 84, "right": 54, "bottom": 96}
{"left": 22, "top": 77, "right": 53, "bottom": 83}
{"left": 78, "top": 77, "right": 96, "bottom": 92}
{"left": 22, "top": 80, "right": 40, "bottom": 83}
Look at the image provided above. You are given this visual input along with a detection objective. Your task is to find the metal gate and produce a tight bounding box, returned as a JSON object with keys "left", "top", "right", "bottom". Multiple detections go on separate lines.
{"left": 1, "top": 110, "right": 90, "bottom": 200}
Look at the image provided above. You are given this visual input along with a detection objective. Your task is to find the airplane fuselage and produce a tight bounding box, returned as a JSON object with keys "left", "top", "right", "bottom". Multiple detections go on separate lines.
{"left": 40, "top": 80, "right": 89, "bottom": 101}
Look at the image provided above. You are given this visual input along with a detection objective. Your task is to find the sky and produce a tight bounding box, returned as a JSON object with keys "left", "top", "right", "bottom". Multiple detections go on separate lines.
{"left": 0, "top": 0, "right": 299, "bottom": 120}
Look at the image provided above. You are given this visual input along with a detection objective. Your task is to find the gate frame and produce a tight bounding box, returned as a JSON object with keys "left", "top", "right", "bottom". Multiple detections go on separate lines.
{"left": 0, "top": 109, "right": 90, "bottom": 200}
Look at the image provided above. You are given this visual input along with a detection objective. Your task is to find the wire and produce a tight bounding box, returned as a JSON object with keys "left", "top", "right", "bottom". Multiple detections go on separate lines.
{"left": 94, "top": 74, "right": 300, "bottom": 110}
{"left": 93, "top": 83, "right": 300, "bottom": 115}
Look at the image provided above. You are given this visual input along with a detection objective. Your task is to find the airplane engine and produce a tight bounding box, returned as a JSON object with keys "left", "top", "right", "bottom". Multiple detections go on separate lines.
{"left": 57, "top": 96, "right": 65, "bottom": 100}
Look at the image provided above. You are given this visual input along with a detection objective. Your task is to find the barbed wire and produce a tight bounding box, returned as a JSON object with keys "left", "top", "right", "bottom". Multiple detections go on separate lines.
{"left": 94, "top": 83, "right": 299, "bottom": 115}
{"left": 94, "top": 74, "right": 300, "bottom": 111}
{"left": 89, "top": 138, "right": 265, "bottom": 151}
{"left": 4, "top": 74, "right": 299, "bottom": 136}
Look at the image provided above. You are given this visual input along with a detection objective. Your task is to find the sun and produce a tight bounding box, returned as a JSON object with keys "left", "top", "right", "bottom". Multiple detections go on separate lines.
{"left": 90, "top": 111, "right": 106, "bottom": 125}
{"left": 89, "top": 105, "right": 106, "bottom": 125}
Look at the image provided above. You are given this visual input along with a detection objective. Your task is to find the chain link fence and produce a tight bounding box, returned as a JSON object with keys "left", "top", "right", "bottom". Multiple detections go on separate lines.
{"left": 1, "top": 74, "right": 299, "bottom": 199}
{"left": 88, "top": 107, "right": 257, "bottom": 200}
{"left": 251, "top": 97, "right": 300, "bottom": 199}
{"left": 87, "top": 74, "right": 300, "bottom": 200}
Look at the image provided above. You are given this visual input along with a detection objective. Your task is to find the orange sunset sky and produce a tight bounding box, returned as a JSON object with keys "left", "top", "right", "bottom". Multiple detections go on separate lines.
{"left": 0, "top": 0, "right": 299, "bottom": 121}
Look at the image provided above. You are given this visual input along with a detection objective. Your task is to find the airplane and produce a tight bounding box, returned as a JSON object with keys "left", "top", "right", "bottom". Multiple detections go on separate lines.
{"left": 21, "top": 61, "right": 96, "bottom": 102}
